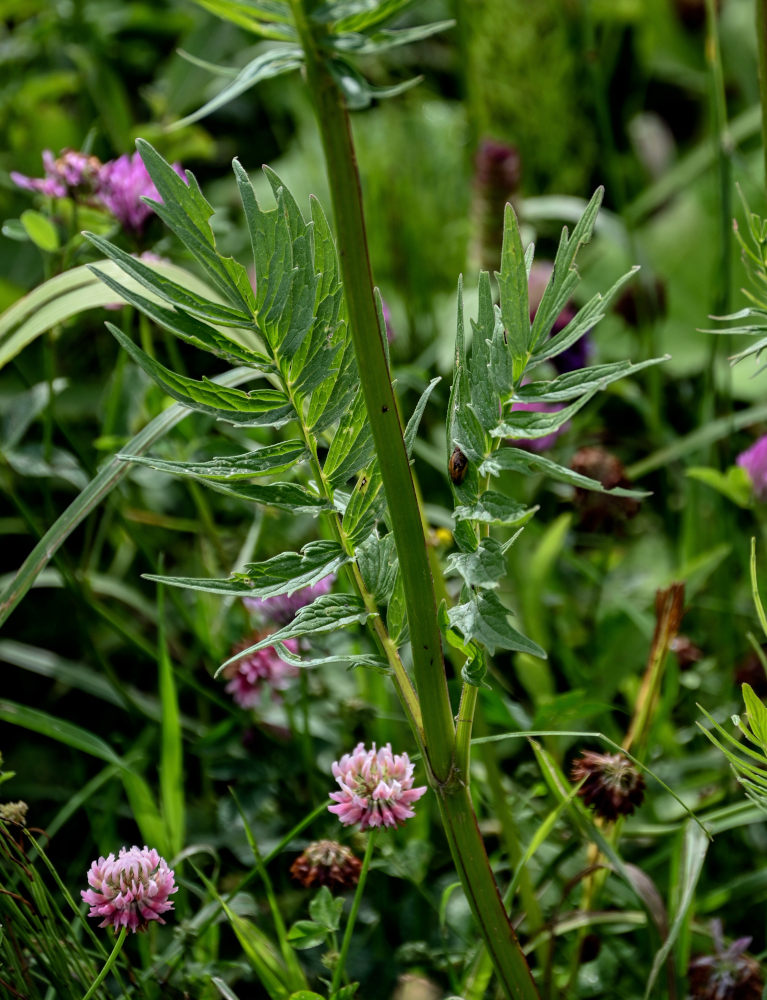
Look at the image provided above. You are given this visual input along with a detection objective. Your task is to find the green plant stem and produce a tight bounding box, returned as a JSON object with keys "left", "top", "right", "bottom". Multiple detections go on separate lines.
{"left": 331, "top": 829, "right": 378, "bottom": 994}
{"left": 290, "top": 0, "right": 454, "bottom": 784}
{"left": 81, "top": 926, "right": 127, "bottom": 1000}
{"left": 455, "top": 682, "right": 478, "bottom": 778}
{"left": 435, "top": 783, "right": 540, "bottom": 999}
{"left": 290, "top": 8, "right": 540, "bottom": 998}
{"left": 757, "top": 0, "right": 767, "bottom": 197}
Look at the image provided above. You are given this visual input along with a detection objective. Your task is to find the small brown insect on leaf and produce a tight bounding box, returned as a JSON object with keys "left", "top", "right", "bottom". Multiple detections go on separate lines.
{"left": 448, "top": 447, "right": 469, "bottom": 485}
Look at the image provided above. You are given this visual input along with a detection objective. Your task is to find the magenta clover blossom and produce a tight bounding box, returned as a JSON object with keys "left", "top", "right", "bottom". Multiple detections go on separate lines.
{"left": 223, "top": 634, "right": 299, "bottom": 708}
{"left": 328, "top": 742, "right": 427, "bottom": 831}
{"left": 81, "top": 845, "right": 177, "bottom": 933}
{"left": 737, "top": 434, "right": 767, "bottom": 501}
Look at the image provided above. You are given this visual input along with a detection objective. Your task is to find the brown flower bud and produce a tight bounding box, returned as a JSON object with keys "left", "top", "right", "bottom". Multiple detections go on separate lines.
{"left": 570, "top": 447, "right": 640, "bottom": 532}
{"left": 670, "top": 635, "right": 704, "bottom": 670}
{"left": 290, "top": 840, "right": 362, "bottom": 891}
{"left": 571, "top": 751, "right": 645, "bottom": 821}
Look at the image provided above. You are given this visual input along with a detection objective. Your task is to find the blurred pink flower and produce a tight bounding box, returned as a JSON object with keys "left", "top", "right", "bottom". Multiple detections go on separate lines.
{"left": 223, "top": 634, "right": 299, "bottom": 708}
{"left": 328, "top": 742, "right": 427, "bottom": 831}
{"left": 244, "top": 575, "right": 334, "bottom": 625}
{"left": 11, "top": 149, "right": 102, "bottom": 199}
{"left": 81, "top": 845, "right": 177, "bottom": 933}
{"left": 737, "top": 435, "right": 767, "bottom": 500}
{"left": 98, "top": 151, "right": 186, "bottom": 233}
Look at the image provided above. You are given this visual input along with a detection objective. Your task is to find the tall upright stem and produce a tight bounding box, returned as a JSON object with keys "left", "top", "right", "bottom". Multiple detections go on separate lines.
{"left": 289, "top": 6, "right": 540, "bottom": 997}
{"left": 290, "top": 0, "right": 454, "bottom": 784}
{"left": 758, "top": 0, "right": 767, "bottom": 197}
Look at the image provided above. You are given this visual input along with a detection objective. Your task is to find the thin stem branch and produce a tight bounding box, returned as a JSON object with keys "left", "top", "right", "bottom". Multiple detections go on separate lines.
{"left": 81, "top": 926, "right": 127, "bottom": 1000}
{"left": 331, "top": 829, "right": 378, "bottom": 994}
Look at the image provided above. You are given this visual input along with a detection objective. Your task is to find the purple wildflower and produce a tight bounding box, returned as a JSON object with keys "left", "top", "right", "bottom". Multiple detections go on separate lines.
{"left": 328, "top": 742, "right": 427, "bottom": 831}
{"left": 223, "top": 634, "right": 299, "bottom": 708}
{"left": 97, "top": 152, "right": 185, "bottom": 233}
{"left": 11, "top": 149, "right": 102, "bottom": 199}
{"left": 244, "top": 575, "right": 334, "bottom": 626}
{"left": 737, "top": 435, "right": 767, "bottom": 500}
{"left": 81, "top": 845, "right": 177, "bottom": 934}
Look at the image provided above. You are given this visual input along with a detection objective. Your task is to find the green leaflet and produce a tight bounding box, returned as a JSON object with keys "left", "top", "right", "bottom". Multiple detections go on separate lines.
{"left": 273, "top": 643, "right": 389, "bottom": 673}
{"left": 445, "top": 537, "right": 506, "bottom": 590}
{"left": 188, "top": 480, "right": 332, "bottom": 513}
{"left": 137, "top": 139, "right": 255, "bottom": 314}
{"left": 323, "top": 384, "right": 375, "bottom": 485}
{"left": 342, "top": 465, "right": 385, "bottom": 546}
{"left": 528, "top": 187, "right": 604, "bottom": 354}
{"left": 235, "top": 541, "right": 350, "bottom": 596}
{"left": 146, "top": 541, "right": 347, "bottom": 600}
{"left": 530, "top": 267, "right": 639, "bottom": 368}
{"left": 497, "top": 201, "right": 530, "bottom": 373}
{"left": 356, "top": 532, "right": 398, "bottom": 604}
{"left": 494, "top": 390, "right": 597, "bottom": 441}
{"left": 121, "top": 440, "right": 308, "bottom": 481}
{"left": 85, "top": 232, "right": 254, "bottom": 327}
{"left": 173, "top": 47, "right": 303, "bottom": 129}
{"left": 453, "top": 492, "right": 536, "bottom": 526}
{"left": 512, "top": 357, "right": 668, "bottom": 403}
{"left": 479, "top": 446, "right": 650, "bottom": 498}
{"left": 106, "top": 323, "right": 294, "bottom": 427}
{"left": 448, "top": 591, "right": 545, "bottom": 658}
{"left": 217, "top": 595, "right": 373, "bottom": 675}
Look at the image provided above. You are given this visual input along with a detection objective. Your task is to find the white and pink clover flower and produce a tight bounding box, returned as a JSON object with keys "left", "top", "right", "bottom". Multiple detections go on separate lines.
{"left": 81, "top": 845, "right": 177, "bottom": 933}
{"left": 328, "top": 742, "right": 427, "bottom": 831}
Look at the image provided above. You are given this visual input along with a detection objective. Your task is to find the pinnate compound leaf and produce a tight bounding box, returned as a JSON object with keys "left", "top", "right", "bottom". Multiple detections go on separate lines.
{"left": 479, "top": 447, "right": 649, "bottom": 498}
{"left": 122, "top": 440, "right": 307, "bottom": 481}
{"left": 445, "top": 537, "right": 506, "bottom": 590}
{"left": 217, "top": 595, "right": 373, "bottom": 675}
{"left": 448, "top": 591, "right": 545, "bottom": 658}
{"left": 106, "top": 323, "right": 294, "bottom": 427}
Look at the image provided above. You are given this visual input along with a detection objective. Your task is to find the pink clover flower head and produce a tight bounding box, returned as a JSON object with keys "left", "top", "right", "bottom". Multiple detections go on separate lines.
{"left": 244, "top": 575, "right": 334, "bottom": 625}
{"left": 328, "top": 742, "right": 427, "bottom": 831}
{"left": 11, "top": 149, "right": 102, "bottom": 199}
{"left": 737, "top": 435, "right": 767, "bottom": 500}
{"left": 223, "top": 634, "right": 299, "bottom": 708}
{"left": 81, "top": 845, "right": 177, "bottom": 933}
{"left": 97, "top": 152, "right": 185, "bottom": 233}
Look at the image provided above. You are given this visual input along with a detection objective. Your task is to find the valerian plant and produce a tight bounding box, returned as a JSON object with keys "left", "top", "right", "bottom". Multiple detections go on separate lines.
{"left": 78, "top": 125, "right": 660, "bottom": 996}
